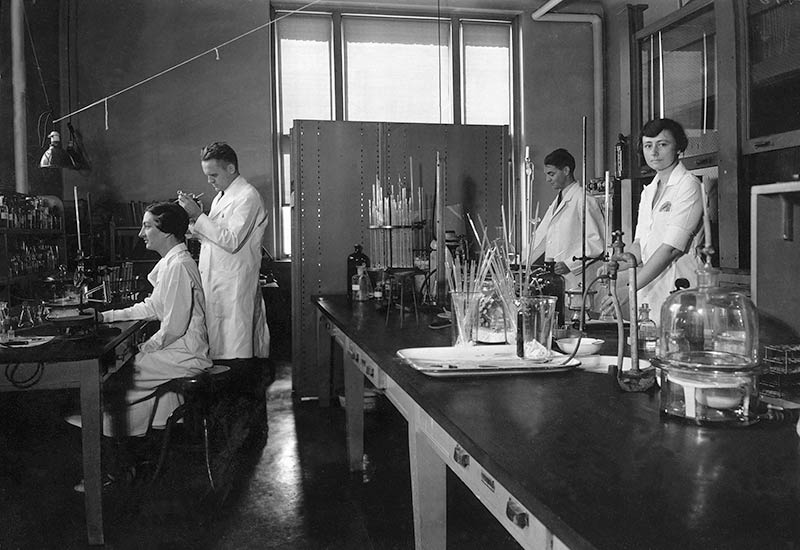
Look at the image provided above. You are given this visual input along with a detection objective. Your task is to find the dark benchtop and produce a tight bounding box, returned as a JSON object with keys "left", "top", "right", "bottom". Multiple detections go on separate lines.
{"left": 315, "top": 294, "right": 800, "bottom": 550}
{"left": 0, "top": 320, "right": 148, "bottom": 364}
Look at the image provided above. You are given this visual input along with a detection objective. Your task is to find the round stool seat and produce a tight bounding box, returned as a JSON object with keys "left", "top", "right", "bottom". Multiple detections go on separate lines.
{"left": 207, "top": 364, "right": 231, "bottom": 376}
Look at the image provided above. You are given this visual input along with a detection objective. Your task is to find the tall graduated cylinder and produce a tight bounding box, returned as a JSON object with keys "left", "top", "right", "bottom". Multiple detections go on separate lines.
{"left": 516, "top": 295, "right": 557, "bottom": 362}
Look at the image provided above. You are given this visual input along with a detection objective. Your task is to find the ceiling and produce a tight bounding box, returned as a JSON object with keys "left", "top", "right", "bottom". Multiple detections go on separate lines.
{"left": 272, "top": 0, "right": 598, "bottom": 17}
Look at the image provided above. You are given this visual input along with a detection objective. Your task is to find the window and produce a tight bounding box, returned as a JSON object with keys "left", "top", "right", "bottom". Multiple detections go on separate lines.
{"left": 275, "top": 13, "right": 333, "bottom": 255}
{"left": 461, "top": 21, "right": 511, "bottom": 125}
{"left": 274, "top": 11, "right": 512, "bottom": 257}
{"left": 343, "top": 16, "right": 452, "bottom": 123}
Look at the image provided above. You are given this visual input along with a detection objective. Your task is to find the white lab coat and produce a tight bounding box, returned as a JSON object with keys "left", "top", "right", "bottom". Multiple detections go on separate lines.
{"left": 532, "top": 181, "right": 605, "bottom": 290}
{"left": 67, "top": 243, "right": 213, "bottom": 436}
{"left": 191, "top": 175, "right": 270, "bottom": 360}
{"left": 634, "top": 161, "right": 704, "bottom": 322}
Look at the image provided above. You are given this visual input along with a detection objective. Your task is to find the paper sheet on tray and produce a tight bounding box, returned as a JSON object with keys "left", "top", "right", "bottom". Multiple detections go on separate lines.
{"left": 0, "top": 336, "right": 56, "bottom": 348}
{"left": 397, "top": 344, "right": 580, "bottom": 376}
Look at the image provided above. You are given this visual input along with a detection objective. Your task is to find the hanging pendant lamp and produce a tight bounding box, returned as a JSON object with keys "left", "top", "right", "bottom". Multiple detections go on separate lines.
{"left": 40, "top": 130, "right": 73, "bottom": 169}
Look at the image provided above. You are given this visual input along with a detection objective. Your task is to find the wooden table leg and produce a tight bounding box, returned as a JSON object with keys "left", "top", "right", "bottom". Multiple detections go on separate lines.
{"left": 317, "top": 310, "right": 333, "bottom": 407}
{"left": 343, "top": 351, "right": 364, "bottom": 472}
{"left": 409, "top": 425, "right": 446, "bottom": 550}
{"left": 79, "top": 359, "right": 104, "bottom": 546}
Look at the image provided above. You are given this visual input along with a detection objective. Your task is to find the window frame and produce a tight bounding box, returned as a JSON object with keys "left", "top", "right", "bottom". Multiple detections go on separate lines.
{"left": 272, "top": 7, "right": 514, "bottom": 258}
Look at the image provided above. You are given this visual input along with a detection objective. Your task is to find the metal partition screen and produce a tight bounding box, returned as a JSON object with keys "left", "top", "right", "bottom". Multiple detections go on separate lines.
{"left": 291, "top": 120, "right": 510, "bottom": 399}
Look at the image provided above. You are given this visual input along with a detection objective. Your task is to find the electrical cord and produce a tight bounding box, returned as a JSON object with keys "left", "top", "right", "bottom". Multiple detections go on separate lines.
{"left": 5, "top": 362, "right": 45, "bottom": 389}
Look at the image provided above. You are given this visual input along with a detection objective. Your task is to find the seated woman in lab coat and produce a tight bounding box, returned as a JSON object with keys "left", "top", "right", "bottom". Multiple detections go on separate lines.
{"left": 68, "top": 202, "right": 212, "bottom": 465}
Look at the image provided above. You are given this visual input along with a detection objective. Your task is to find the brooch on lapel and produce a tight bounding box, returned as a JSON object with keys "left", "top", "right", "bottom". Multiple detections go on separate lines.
{"left": 659, "top": 201, "right": 672, "bottom": 212}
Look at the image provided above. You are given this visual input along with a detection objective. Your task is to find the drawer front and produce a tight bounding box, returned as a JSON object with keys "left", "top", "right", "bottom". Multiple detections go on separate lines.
{"left": 417, "top": 410, "right": 567, "bottom": 550}
{"left": 359, "top": 354, "right": 385, "bottom": 389}
{"left": 345, "top": 342, "right": 386, "bottom": 390}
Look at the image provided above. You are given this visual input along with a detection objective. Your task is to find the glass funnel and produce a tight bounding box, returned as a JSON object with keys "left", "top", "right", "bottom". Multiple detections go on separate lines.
{"left": 652, "top": 266, "right": 761, "bottom": 425}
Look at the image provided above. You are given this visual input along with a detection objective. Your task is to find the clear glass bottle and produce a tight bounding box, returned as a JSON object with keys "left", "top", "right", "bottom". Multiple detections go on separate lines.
{"left": 372, "top": 269, "right": 384, "bottom": 301}
{"left": 351, "top": 264, "right": 372, "bottom": 302}
{"left": 0, "top": 196, "right": 8, "bottom": 228}
{"left": 538, "top": 259, "right": 566, "bottom": 328}
{"left": 636, "top": 303, "right": 658, "bottom": 360}
{"left": 0, "top": 301, "right": 10, "bottom": 342}
{"left": 347, "top": 244, "right": 370, "bottom": 300}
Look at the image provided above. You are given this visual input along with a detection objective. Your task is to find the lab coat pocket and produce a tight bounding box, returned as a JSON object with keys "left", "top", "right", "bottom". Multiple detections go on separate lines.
{"left": 208, "top": 269, "right": 242, "bottom": 318}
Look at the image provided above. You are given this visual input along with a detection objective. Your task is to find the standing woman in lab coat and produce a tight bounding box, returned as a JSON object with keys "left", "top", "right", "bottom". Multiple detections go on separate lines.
{"left": 68, "top": 202, "right": 212, "bottom": 438}
{"left": 602, "top": 118, "right": 705, "bottom": 321}
{"left": 178, "top": 142, "right": 270, "bottom": 361}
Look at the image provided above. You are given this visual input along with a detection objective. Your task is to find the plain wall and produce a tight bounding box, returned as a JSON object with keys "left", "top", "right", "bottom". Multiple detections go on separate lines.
{"left": 61, "top": 0, "right": 275, "bottom": 237}
{"left": 520, "top": 5, "right": 596, "bottom": 211}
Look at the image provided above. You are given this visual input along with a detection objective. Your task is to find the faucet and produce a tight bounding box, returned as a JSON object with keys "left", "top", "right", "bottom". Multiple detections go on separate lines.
{"left": 605, "top": 231, "right": 656, "bottom": 392}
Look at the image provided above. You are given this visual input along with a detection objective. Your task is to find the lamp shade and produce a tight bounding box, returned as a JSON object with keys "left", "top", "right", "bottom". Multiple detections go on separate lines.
{"left": 40, "top": 131, "right": 73, "bottom": 169}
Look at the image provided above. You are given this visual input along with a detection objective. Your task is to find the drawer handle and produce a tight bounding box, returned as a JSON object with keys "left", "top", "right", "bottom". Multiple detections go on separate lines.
{"left": 480, "top": 471, "right": 495, "bottom": 492}
{"left": 366, "top": 364, "right": 374, "bottom": 377}
{"left": 453, "top": 445, "right": 470, "bottom": 468}
{"left": 754, "top": 140, "right": 773, "bottom": 148}
{"left": 506, "top": 498, "right": 529, "bottom": 529}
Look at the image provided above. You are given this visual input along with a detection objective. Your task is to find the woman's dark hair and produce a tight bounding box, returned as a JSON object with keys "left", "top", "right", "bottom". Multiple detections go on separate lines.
{"left": 201, "top": 141, "right": 238, "bottom": 172}
{"left": 145, "top": 201, "right": 189, "bottom": 241}
{"left": 639, "top": 118, "right": 689, "bottom": 153}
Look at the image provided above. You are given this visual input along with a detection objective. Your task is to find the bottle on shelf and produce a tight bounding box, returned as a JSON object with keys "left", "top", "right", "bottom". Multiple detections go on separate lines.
{"left": 637, "top": 303, "right": 658, "bottom": 360}
{"left": 346, "top": 244, "right": 370, "bottom": 300}
{"left": 351, "top": 264, "right": 373, "bottom": 302}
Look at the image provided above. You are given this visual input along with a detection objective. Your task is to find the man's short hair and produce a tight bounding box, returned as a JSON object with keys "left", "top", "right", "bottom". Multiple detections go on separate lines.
{"left": 640, "top": 118, "right": 689, "bottom": 153}
{"left": 543, "top": 148, "right": 576, "bottom": 174}
{"left": 201, "top": 142, "right": 238, "bottom": 172}
{"left": 146, "top": 201, "right": 189, "bottom": 242}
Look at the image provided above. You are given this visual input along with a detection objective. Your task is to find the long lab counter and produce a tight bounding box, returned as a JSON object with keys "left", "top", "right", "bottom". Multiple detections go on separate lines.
{"left": 315, "top": 294, "right": 800, "bottom": 550}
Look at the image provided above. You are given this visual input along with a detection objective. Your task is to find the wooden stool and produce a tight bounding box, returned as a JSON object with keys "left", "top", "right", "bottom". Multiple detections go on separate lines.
{"left": 149, "top": 364, "right": 231, "bottom": 489}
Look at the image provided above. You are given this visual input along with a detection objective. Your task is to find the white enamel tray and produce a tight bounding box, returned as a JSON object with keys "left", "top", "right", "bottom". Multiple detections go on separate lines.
{"left": 397, "top": 344, "right": 580, "bottom": 377}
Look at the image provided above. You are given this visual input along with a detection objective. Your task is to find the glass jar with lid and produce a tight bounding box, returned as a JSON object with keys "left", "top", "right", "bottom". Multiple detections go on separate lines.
{"left": 652, "top": 266, "right": 760, "bottom": 425}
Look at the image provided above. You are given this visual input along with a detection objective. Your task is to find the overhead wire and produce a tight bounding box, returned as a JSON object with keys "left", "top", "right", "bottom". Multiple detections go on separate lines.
{"left": 22, "top": 3, "right": 55, "bottom": 147}
{"left": 53, "top": 0, "right": 325, "bottom": 126}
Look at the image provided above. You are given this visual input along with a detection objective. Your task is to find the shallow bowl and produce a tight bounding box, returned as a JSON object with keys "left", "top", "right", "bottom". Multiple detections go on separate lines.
{"left": 557, "top": 337, "right": 604, "bottom": 356}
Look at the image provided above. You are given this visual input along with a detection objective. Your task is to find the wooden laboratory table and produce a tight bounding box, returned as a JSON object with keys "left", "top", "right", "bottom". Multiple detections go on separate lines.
{"left": 0, "top": 320, "right": 152, "bottom": 546}
{"left": 315, "top": 294, "right": 800, "bottom": 550}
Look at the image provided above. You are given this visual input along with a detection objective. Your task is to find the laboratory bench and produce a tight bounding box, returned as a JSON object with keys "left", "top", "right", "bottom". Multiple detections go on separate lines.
{"left": 315, "top": 294, "right": 800, "bottom": 550}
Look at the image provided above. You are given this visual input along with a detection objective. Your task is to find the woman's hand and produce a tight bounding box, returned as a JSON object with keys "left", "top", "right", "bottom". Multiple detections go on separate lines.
{"left": 598, "top": 270, "right": 630, "bottom": 320}
{"left": 554, "top": 261, "right": 570, "bottom": 275}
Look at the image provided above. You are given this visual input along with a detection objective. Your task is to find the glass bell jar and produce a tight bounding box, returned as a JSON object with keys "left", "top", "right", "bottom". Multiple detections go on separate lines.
{"left": 652, "top": 266, "right": 760, "bottom": 426}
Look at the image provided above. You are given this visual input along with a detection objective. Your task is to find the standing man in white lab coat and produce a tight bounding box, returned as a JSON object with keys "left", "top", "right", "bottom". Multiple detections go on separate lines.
{"left": 178, "top": 142, "right": 270, "bottom": 361}
{"left": 530, "top": 148, "right": 605, "bottom": 290}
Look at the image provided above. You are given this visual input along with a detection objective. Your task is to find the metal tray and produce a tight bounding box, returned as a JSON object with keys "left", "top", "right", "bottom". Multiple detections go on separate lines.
{"left": 397, "top": 344, "right": 580, "bottom": 377}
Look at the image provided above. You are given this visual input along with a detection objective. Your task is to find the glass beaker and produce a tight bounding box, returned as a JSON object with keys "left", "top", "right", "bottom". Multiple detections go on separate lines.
{"left": 516, "top": 295, "right": 557, "bottom": 362}
{"left": 450, "top": 290, "right": 482, "bottom": 347}
{"left": 477, "top": 279, "right": 514, "bottom": 344}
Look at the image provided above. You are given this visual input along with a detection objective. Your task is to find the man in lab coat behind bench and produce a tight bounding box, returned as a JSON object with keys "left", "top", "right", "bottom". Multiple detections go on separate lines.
{"left": 529, "top": 148, "right": 605, "bottom": 291}
{"left": 178, "top": 142, "right": 270, "bottom": 373}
